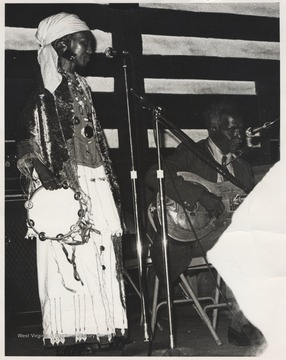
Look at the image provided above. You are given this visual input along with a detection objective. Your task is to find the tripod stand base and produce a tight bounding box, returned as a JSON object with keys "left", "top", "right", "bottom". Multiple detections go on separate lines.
{"left": 122, "top": 340, "right": 195, "bottom": 356}
{"left": 121, "top": 340, "right": 152, "bottom": 356}
{"left": 152, "top": 347, "right": 195, "bottom": 356}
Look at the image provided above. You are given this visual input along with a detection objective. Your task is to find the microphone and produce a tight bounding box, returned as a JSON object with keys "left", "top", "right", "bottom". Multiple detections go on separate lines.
{"left": 104, "top": 47, "right": 130, "bottom": 59}
{"left": 245, "top": 118, "right": 279, "bottom": 137}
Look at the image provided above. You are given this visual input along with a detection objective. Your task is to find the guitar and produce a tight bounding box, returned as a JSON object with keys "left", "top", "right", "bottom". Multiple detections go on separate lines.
{"left": 156, "top": 171, "right": 246, "bottom": 243}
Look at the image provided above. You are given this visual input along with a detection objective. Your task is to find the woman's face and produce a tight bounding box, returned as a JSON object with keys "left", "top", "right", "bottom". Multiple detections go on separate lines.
{"left": 69, "top": 31, "right": 95, "bottom": 68}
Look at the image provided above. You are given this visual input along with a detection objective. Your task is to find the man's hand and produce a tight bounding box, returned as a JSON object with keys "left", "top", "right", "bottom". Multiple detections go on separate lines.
{"left": 199, "top": 191, "right": 225, "bottom": 218}
{"left": 32, "top": 158, "right": 62, "bottom": 190}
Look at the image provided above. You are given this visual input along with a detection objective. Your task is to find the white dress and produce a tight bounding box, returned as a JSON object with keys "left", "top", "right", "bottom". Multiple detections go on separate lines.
{"left": 30, "top": 165, "right": 127, "bottom": 346}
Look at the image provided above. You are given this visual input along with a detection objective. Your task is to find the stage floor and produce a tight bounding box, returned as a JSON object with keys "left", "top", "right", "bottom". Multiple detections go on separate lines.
{"left": 5, "top": 295, "right": 266, "bottom": 357}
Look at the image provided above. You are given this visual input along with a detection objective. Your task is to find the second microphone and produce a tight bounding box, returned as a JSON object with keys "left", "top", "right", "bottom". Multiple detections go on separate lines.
{"left": 104, "top": 47, "right": 130, "bottom": 59}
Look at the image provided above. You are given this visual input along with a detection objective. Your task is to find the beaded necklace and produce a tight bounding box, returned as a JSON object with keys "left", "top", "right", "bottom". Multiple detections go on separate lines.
{"left": 63, "top": 71, "right": 94, "bottom": 139}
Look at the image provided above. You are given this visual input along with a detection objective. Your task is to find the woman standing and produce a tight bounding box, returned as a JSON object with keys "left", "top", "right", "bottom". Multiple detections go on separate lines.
{"left": 16, "top": 12, "right": 127, "bottom": 353}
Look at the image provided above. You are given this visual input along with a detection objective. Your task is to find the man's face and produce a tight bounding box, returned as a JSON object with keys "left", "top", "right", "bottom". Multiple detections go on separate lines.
{"left": 210, "top": 116, "right": 244, "bottom": 154}
{"left": 69, "top": 31, "right": 95, "bottom": 67}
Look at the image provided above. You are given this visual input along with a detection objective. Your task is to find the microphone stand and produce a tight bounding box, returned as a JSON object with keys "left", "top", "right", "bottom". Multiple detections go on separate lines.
{"left": 121, "top": 56, "right": 151, "bottom": 344}
{"left": 132, "top": 104, "right": 195, "bottom": 355}
{"left": 153, "top": 106, "right": 176, "bottom": 351}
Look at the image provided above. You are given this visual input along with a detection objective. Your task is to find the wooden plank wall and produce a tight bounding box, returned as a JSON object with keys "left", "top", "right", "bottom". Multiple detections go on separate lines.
{"left": 5, "top": 3, "right": 280, "bottom": 216}
{"left": 137, "top": 3, "right": 279, "bottom": 159}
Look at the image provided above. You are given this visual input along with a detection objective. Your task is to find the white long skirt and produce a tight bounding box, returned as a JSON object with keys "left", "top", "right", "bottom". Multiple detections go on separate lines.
{"left": 32, "top": 165, "right": 127, "bottom": 346}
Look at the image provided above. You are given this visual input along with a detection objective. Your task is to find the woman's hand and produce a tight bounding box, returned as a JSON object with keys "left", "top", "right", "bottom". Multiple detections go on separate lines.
{"left": 32, "top": 158, "right": 62, "bottom": 190}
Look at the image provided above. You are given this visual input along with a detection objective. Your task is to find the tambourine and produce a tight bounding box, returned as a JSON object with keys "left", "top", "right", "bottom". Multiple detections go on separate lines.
{"left": 25, "top": 185, "right": 88, "bottom": 244}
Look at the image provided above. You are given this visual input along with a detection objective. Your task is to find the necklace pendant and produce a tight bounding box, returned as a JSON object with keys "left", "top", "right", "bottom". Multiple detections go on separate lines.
{"left": 73, "top": 116, "right": 80, "bottom": 125}
{"left": 78, "top": 104, "right": 84, "bottom": 115}
{"left": 84, "top": 125, "right": 94, "bottom": 139}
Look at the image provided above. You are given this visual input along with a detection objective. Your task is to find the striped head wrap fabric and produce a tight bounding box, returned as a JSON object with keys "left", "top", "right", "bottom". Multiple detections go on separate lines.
{"left": 36, "top": 12, "right": 90, "bottom": 93}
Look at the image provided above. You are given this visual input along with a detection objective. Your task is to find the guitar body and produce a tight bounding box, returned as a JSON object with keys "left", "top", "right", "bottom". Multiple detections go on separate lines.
{"left": 156, "top": 171, "right": 245, "bottom": 243}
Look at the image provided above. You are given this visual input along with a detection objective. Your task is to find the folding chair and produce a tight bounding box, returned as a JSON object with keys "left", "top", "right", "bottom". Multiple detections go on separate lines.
{"left": 147, "top": 203, "right": 228, "bottom": 346}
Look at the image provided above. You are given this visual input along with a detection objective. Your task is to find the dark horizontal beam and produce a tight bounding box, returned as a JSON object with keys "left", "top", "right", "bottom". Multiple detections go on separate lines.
{"left": 5, "top": 3, "right": 108, "bottom": 29}
{"left": 141, "top": 56, "right": 280, "bottom": 82}
{"left": 136, "top": 94, "right": 260, "bottom": 126}
{"left": 5, "top": 3, "right": 137, "bottom": 32}
{"left": 5, "top": 51, "right": 118, "bottom": 79}
{"left": 5, "top": 3, "right": 279, "bottom": 43}
{"left": 6, "top": 50, "right": 279, "bottom": 83}
{"left": 138, "top": 7, "right": 279, "bottom": 42}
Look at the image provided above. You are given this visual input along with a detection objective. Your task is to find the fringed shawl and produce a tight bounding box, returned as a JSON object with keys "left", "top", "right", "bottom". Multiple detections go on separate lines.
{"left": 17, "top": 76, "right": 122, "bottom": 208}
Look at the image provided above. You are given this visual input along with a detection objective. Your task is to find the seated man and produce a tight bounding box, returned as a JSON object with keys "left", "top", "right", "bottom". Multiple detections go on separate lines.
{"left": 144, "top": 98, "right": 264, "bottom": 346}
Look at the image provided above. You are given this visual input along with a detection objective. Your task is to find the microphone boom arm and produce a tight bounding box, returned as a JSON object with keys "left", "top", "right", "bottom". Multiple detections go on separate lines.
{"left": 156, "top": 110, "right": 250, "bottom": 194}
{"left": 131, "top": 89, "right": 250, "bottom": 194}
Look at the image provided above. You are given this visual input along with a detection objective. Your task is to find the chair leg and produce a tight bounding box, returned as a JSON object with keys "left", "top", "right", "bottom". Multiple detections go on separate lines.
{"left": 123, "top": 269, "right": 141, "bottom": 298}
{"left": 180, "top": 274, "right": 222, "bottom": 346}
{"left": 150, "top": 273, "right": 223, "bottom": 345}
{"left": 212, "top": 273, "right": 221, "bottom": 329}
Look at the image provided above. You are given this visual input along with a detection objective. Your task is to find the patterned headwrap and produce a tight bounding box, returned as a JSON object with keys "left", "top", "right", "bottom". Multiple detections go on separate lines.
{"left": 36, "top": 12, "right": 90, "bottom": 93}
